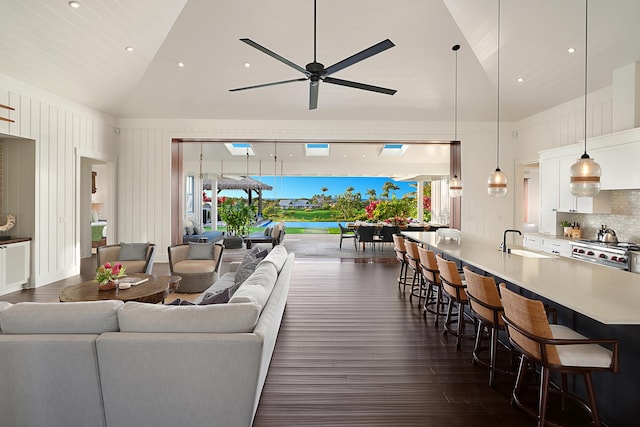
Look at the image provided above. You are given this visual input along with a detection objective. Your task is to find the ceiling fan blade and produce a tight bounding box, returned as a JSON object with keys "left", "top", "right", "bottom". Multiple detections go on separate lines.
{"left": 309, "top": 82, "right": 319, "bottom": 110}
{"left": 323, "top": 39, "right": 395, "bottom": 77}
{"left": 229, "top": 77, "right": 307, "bottom": 92}
{"left": 323, "top": 77, "right": 397, "bottom": 95}
{"left": 240, "top": 38, "right": 309, "bottom": 76}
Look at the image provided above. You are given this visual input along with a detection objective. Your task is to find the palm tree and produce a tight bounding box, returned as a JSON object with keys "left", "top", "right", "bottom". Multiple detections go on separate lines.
{"left": 321, "top": 186, "right": 328, "bottom": 207}
{"left": 366, "top": 188, "right": 377, "bottom": 200}
{"left": 381, "top": 181, "right": 400, "bottom": 199}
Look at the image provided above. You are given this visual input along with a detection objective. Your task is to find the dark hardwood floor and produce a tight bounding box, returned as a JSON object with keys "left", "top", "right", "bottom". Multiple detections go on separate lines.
{"left": 2, "top": 241, "right": 535, "bottom": 426}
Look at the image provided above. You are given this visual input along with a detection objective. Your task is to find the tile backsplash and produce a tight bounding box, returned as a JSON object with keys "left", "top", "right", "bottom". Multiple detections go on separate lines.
{"left": 569, "top": 190, "right": 640, "bottom": 243}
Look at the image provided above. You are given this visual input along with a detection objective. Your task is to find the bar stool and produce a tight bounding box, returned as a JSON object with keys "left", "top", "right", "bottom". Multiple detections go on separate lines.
{"left": 435, "top": 254, "right": 475, "bottom": 350}
{"left": 392, "top": 234, "right": 410, "bottom": 292}
{"left": 499, "top": 284, "right": 619, "bottom": 427}
{"left": 404, "top": 239, "right": 425, "bottom": 306}
{"left": 462, "top": 267, "right": 512, "bottom": 386}
{"left": 417, "top": 247, "right": 447, "bottom": 325}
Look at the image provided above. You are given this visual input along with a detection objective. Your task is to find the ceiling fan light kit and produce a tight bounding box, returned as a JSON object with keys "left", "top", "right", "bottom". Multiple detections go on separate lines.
{"left": 488, "top": 0, "right": 508, "bottom": 198}
{"left": 229, "top": 0, "right": 396, "bottom": 110}
{"left": 570, "top": 0, "right": 601, "bottom": 198}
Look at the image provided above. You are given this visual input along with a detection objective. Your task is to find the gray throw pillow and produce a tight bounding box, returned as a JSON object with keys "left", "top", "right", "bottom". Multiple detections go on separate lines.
{"left": 199, "top": 289, "right": 231, "bottom": 305}
{"left": 233, "top": 246, "right": 265, "bottom": 286}
{"left": 263, "top": 226, "right": 272, "bottom": 236}
{"left": 187, "top": 242, "right": 214, "bottom": 260}
{"left": 119, "top": 242, "right": 149, "bottom": 261}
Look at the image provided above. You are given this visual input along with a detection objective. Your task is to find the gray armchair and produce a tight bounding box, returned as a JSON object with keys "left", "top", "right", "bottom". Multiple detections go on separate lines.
{"left": 96, "top": 243, "right": 156, "bottom": 274}
{"left": 168, "top": 242, "right": 224, "bottom": 293}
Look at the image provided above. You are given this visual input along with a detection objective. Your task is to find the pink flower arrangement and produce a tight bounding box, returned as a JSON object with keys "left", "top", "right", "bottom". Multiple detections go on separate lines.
{"left": 364, "top": 200, "right": 380, "bottom": 219}
{"left": 96, "top": 262, "right": 126, "bottom": 285}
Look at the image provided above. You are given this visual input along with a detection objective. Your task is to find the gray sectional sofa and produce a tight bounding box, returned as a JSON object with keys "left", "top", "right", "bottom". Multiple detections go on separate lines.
{"left": 0, "top": 245, "right": 294, "bottom": 427}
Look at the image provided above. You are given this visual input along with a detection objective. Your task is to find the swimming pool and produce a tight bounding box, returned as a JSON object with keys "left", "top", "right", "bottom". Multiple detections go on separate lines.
{"left": 261, "top": 221, "right": 340, "bottom": 229}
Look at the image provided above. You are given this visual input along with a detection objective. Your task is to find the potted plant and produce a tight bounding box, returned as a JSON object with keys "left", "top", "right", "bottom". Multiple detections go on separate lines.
{"left": 560, "top": 220, "right": 572, "bottom": 237}
{"left": 219, "top": 199, "right": 256, "bottom": 237}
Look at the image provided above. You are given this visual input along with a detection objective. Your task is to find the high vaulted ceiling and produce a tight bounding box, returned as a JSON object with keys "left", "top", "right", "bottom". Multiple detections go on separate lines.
{"left": 2, "top": 0, "right": 640, "bottom": 123}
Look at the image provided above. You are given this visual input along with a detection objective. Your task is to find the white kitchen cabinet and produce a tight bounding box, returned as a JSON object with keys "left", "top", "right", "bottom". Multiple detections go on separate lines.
{"left": 557, "top": 156, "right": 611, "bottom": 214}
{"left": 595, "top": 142, "right": 640, "bottom": 190}
{"left": 0, "top": 240, "right": 31, "bottom": 295}
{"left": 539, "top": 158, "right": 559, "bottom": 234}
{"left": 523, "top": 235, "right": 572, "bottom": 257}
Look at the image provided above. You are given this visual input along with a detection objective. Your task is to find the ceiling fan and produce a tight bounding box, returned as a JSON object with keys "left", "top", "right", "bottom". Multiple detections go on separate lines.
{"left": 229, "top": 0, "right": 397, "bottom": 110}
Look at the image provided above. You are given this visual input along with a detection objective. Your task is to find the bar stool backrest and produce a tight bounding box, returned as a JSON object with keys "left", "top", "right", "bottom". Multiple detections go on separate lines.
{"left": 417, "top": 247, "right": 440, "bottom": 284}
{"left": 404, "top": 240, "right": 421, "bottom": 273}
{"left": 499, "top": 284, "right": 559, "bottom": 364}
{"left": 435, "top": 254, "right": 467, "bottom": 302}
{"left": 463, "top": 267, "right": 503, "bottom": 326}
{"left": 392, "top": 234, "right": 406, "bottom": 263}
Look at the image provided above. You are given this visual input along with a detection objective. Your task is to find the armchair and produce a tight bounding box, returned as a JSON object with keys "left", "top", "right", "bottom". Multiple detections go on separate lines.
{"left": 96, "top": 243, "right": 156, "bottom": 275}
{"left": 168, "top": 242, "right": 224, "bottom": 293}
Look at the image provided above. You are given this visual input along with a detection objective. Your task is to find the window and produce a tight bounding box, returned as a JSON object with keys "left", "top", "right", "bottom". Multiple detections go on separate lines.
{"left": 186, "top": 174, "right": 195, "bottom": 215}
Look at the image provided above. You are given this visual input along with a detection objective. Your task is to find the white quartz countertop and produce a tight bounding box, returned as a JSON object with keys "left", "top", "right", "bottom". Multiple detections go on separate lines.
{"left": 402, "top": 231, "right": 640, "bottom": 325}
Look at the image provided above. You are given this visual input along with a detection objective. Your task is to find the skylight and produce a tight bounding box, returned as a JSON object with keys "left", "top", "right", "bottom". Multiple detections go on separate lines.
{"left": 380, "top": 144, "right": 407, "bottom": 157}
{"left": 305, "top": 143, "right": 330, "bottom": 156}
{"left": 225, "top": 143, "right": 255, "bottom": 156}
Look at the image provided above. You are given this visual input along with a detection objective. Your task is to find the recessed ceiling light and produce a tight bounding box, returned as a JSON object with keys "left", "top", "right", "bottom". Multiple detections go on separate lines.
{"left": 568, "top": 47, "right": 576, "bottom": 53}
{"left": 68, "top": 1, "right": 80, "bottom": 8}
{"left": 125, "top": 46, "right": 134, "bottom": 52}
{"left": 244, "top": 62, "right": 251, "bottom": 68}
{"left": 177, "top": 62, "right": 184, "bottom": 67}
{"left": 517, "top": 77, "right": 525, "bottom": 83}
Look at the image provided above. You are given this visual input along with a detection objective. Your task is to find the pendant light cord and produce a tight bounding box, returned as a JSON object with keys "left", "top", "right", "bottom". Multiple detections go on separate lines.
{"left": 496, "top": 0, "right": 501, "bottom": 170}
{"left": 583, "top": 0, "right": 589, "bottom": 156}
{"left": 313, "top": 0, "right": 317, "bottom": 63}
{"left": 453, "top": 45, "right": 459, "bottom": 141}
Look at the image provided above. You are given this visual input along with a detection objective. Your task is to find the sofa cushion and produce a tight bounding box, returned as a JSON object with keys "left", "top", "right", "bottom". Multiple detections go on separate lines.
{"left": 118, "top": 242, "right": 149, "bottom": 261}
{"left": 187, "top": 241, "right": 214, "bottom": 260}
{"left": 0, "top": 301, "right": 123, "bottom": 334}
{"left": 229, "top": 262, "right": 278, "bottom": 310}
{"left": 258, "top": 245, "right": 288, "bottom": 272}
{"left": 118, "top": 301, "right": 260, "bottom": 333}
{"left": 173, "top": 259, "right": 217, "bottom": 274}
{"left": 0, "top": 301, "right": 12, "bottom": 332}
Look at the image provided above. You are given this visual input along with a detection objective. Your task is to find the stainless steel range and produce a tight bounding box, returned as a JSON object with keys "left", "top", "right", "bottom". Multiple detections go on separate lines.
{"left": 571, "top": 239, "right": 640, "bottom": 270}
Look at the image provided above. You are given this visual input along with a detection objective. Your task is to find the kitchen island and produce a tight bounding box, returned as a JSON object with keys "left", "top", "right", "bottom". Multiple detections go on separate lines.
{"left": 401, "top": 231, "right": 640, "bottom": 427}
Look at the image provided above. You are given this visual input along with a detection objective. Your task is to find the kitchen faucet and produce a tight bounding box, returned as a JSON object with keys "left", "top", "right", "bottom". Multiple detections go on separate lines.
{"left": 502, "top": 229, "right": 522, "bottom": 253}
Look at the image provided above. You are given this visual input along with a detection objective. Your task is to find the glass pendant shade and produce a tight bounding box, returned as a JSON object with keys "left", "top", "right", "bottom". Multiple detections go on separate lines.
{"left": 449, "top": 175, "right": 463, "bottom": 197}
{"left": 487, "top": 168, "right": 508, "bottom": 197}
{"left": 569, "top": 154, "right": 601, "bottom": 197}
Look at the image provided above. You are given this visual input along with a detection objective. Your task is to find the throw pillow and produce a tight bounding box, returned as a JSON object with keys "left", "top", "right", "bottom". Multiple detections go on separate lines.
{"left": 233, "top": 246, "right": 265, "bottom": 286}
{"left": 199, "top": 289, "right": 231, "bottom": 305}
{"left": 187, "top": 242, "right": 215, "bottom": 260}
{"left": 193, "top": 224, "right": 201, "bottom": 235}
{"left": 263, "top": 226, "right": 272, "bottom": 236}
{"left": 185, "top": 225, "right": 195, "bottom": 235}
{"left": 119, "top": 242, "right": 149, "bottom": 261}
{"left": 166, "top": 298, "right": 195, "bottom": 306}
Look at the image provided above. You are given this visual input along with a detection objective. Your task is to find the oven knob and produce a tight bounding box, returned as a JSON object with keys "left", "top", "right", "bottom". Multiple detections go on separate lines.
{"left": 599, "top": 253, "right": 607, "bottom": 259}
{"left": 611, "top": 256, "right": 617, "bottom": 261}
{"left": 618, "top": 257, "right": 627, "bottom": 263}
{"left": 587, "top": 251, "right": 595, "bottom": 256}
{"left": 578, "top": 249, "right": 585, "bottom": 254}
{"left": 573, "top": 248, "right": 579, "bottom": 252}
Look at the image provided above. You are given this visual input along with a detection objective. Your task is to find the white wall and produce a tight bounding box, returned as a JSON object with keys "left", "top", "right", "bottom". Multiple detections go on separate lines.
{"left": 0, "top": 74, "right": 117, "bottom": 287}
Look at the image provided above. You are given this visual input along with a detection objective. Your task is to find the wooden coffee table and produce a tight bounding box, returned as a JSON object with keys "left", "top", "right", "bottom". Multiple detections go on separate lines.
{"left": 59, "top": 274, "right": 182, "bottom": 304}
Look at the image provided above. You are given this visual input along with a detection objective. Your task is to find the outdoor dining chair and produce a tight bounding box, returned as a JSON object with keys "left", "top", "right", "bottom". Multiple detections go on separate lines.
{"left": 338, "top": 223, "right": 356, "bottom": 249}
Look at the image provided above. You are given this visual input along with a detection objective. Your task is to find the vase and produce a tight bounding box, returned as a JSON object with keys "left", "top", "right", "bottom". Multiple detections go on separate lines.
{"left": 98, "top": 279, "right": 118, "bottom": 291}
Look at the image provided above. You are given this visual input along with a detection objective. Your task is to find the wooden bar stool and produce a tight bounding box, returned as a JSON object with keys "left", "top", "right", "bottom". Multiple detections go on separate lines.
{"left": 392, "top": 234, "right": 410, "bottom": 292}
{"left": 463, "top": 267, "right": 512, "bottom": 386}
{"left": 417, "top": 247, "right": 447, "bottom": 325}
{"left": 435, "top": 254, "right": 475, "bottom": 350}
{"left": 499, "top": 284, "right": 619, "bottom": 427}
{"left": 404, "top": 239, "right": 425, "bottom": 306}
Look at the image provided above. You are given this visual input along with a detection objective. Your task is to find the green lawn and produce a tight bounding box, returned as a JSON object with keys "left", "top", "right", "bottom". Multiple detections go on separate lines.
{"left": 210, "top": 209, "right": 351, "bottom": 234}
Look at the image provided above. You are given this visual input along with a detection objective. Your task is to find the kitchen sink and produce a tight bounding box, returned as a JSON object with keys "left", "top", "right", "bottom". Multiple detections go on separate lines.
{"left": 509, "top": 249, "right": 553, "bottom": 259}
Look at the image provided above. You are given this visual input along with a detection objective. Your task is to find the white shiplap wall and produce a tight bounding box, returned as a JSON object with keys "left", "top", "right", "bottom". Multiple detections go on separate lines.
{"left": 0, "top": 74, "right": 116, "bottom": 287}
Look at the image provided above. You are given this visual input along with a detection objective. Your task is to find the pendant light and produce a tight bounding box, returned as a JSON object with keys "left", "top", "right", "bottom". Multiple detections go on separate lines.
{"left": 487, "top": 0, "right": 508, "bottom": 198}
{"left": 569, "top": 0, "right": 601, "bottom": 197}
{"left": 449, "top": 44, "right": 463, "bottom": 198}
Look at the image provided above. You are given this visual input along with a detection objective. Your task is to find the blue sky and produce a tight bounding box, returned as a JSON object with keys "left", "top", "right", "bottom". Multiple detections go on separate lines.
{"left": 217, "top": 176, "right": 416, "bottom": 200}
